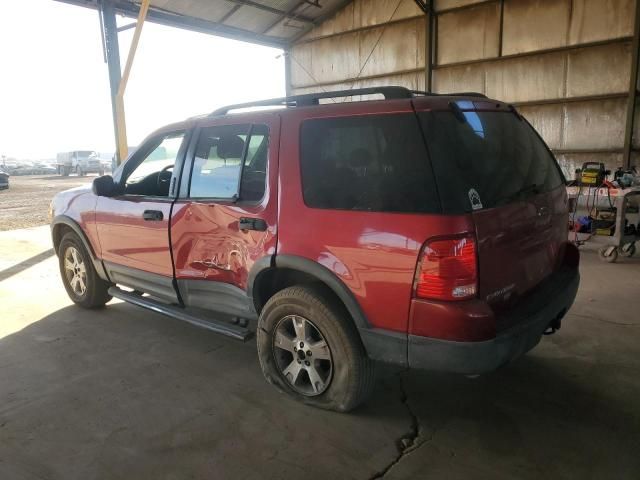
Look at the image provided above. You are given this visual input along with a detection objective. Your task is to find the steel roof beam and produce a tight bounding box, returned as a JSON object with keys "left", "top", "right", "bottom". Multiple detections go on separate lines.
{"left": 54, "top": 0, "right": 359, "bottom": 47}
{"left": 54, "top": 0, "right": 289, "bottom": 48}
{"left": 289, "top": 0, "right": 352, "bottom": 43}
{"left": 224, "top": 0, "right": 314, "bottom": 24}
{"left": 261, "top": 0, "right": 317, "bottom": 35}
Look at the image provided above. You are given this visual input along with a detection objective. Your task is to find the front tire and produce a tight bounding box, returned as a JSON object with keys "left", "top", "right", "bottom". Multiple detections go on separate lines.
{"left": 58, "top": 232, "right": 112, "bottom": 308}
{"left": 257, "top": 285, "right": 375, "bottom": 412}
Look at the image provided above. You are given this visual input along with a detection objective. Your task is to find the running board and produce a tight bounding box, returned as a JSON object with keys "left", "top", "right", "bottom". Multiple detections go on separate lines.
{"left": 108, "top": 287, "right": 252, "bottom": 341}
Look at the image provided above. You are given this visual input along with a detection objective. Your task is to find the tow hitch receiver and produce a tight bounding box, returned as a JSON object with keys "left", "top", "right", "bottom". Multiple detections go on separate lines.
{"left": 543, "top": 309, "right": 566, "bottom": 335}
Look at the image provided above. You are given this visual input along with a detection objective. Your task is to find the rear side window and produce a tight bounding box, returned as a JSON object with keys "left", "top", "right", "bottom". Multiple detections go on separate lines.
{"left": 419, "top": 110, "right": 564, "bottom": 213}
{"left": 190, "top": 124, "right": 268, "bottom": 201}
{"left": 300, "top": 114, "right": 439, "bottom": 213}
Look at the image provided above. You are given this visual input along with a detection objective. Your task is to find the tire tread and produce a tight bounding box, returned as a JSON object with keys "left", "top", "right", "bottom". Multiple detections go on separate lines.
{"left": 257, "top": 284, "right": 375, "bottom": 412}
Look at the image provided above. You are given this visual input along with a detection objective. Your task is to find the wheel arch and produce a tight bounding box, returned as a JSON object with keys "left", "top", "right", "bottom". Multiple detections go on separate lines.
{"left": 248, "top": 254, "right": 370, "bottom": 330}
{"left": 51, "top": 215, "right": 109, "bottom": 281}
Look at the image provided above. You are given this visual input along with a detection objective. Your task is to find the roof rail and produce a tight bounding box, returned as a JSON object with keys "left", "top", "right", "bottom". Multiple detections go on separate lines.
{"left": 411, "top": 90, "right": 488, "bottom": 99}
{"left": 208, "top": 86, "right": 488, "bottom": 116}
{"left": 209, "top": 86, "right": 413, "bottom": 116}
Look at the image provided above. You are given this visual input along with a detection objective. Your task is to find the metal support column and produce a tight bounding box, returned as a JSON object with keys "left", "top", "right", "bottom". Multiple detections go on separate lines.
{"left": 498, "top": 0, "right": 504, "bottom": 57}
{"left": 428, "top": 1, "right": 438, "bottom": 93}
{"left": 99, "top": 0, "right": 123, "bottom": 165}
{"left": 418, "top": 0, "right": 434, "bottom": 92}
{"left": 284, "top": 50, "right": 292, "bottom": 96}
{"left": 623, "top": 0, "right": 640, "bottom": 169}
{"left": 115, "top": 0, "right": 151, "bottom": 163}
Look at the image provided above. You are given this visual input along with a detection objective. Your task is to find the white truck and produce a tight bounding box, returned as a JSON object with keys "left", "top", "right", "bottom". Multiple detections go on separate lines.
{"left": 56, "top": 151, "right": 104, "bottom": 176}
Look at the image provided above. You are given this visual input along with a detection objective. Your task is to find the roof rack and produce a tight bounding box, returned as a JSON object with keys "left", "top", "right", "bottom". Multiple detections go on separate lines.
{"left": 412, "top": 90, "right": 489, "bottom": 99}
{"left": 208, "top": 86, "right": 488, "bottom": 116}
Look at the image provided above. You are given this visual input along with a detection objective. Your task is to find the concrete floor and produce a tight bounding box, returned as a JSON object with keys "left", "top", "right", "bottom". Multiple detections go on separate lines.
{"left": 0, "top": 226, "right": 639, "bottom": 480}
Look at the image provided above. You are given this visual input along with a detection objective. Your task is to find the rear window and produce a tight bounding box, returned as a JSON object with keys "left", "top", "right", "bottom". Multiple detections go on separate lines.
{"left": 419, "top": 110, "right": 564, "bottom": 213}
{"left": 300, "top": 114, "right": 440, "bottom": 213}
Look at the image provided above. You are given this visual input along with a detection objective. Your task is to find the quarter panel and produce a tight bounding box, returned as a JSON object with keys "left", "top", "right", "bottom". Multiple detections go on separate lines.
{"left": 277, "top": 102, "right": 475, "bottom": 333}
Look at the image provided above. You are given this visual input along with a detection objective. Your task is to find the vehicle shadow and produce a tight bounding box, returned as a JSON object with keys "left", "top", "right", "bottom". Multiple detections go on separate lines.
{"left": 0, "top": 302, "right": 638, "bottom": 479}
{"left": 0, "top": 303, "right": 407, "bottom": 480}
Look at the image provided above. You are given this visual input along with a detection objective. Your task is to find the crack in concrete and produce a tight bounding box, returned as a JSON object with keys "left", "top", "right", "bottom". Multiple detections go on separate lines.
{"left": 570, "top": 312, "right": 639, "bottom": 327}
{"left": 369, "top": 372, "right": 429, "bottom": 479}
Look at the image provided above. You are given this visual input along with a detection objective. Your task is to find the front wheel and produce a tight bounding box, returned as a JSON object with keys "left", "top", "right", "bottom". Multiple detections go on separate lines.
{"left": 257, "top": 285, "right": 375, "bottom": 412}
{"left": 58, "top": 232, "right": 112, "bottom": 308}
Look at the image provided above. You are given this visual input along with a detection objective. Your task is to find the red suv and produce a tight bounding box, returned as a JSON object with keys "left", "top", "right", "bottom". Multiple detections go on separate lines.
{"left": 51, "top": 87, "right": 579, "bottom": 411}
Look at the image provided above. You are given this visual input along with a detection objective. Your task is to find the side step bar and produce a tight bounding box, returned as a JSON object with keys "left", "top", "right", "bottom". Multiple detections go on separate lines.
{"left": 108, "top": 287, "right": 252, "bottom": 341}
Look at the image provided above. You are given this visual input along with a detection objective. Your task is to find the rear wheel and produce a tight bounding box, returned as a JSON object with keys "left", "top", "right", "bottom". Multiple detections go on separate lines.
{"left": 58, "top": 232, "right": 112, "bottom": 308}
{"left": 257, "top": 285, "right": 375, "bottom": 412}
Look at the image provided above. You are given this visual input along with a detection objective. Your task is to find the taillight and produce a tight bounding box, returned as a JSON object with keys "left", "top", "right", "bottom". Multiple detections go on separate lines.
{"left": 414, "top": 235, "right": 477, "bottom": 301}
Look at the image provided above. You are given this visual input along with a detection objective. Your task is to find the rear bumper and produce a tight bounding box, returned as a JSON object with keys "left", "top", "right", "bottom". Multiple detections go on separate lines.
{"left": 362, "top": 266, "right": 579, "bottom": 374}
{"left": 410, "top": 266, "right": 579, "bottom": 374}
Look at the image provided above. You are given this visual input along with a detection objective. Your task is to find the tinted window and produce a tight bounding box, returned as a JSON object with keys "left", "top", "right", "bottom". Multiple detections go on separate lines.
{"left": 239, "top": 124, "right": 269, "bottom": 202}
{"left": 189, "top": 124, "right": 268, "bottom": 201}
{"left": 300, "top": 114, "right": 439, "bottom": 213}
{"left": 419, "top": 110, "right": 564, "bottom": 213}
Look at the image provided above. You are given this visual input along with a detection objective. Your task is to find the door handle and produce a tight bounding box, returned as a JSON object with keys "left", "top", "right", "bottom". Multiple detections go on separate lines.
{"left": 238, "top": 217, "right": 267, "bottom": 231}
{"left": 143, "top": 210, "right": 164, "bottom": 221}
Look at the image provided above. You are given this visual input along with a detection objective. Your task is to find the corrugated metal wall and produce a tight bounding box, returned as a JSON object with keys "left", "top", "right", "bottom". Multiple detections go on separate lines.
{"left": 288, "top": 0, "right": 427, "bottom": 92}
{"left": 288, "top": 0, "right": 639, "bottom": 177}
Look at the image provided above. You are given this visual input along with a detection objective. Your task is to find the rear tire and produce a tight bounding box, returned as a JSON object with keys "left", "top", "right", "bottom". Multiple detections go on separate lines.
{"left": 58, "top": 232, "right": 112, "bottom": 308}
{"left": 257, "top": 285, "right": 375, "bottom": 412}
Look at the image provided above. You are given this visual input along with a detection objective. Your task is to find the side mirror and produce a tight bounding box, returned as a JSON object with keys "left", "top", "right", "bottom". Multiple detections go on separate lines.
{"left": 92, "top": 175, "right": 116, "bottom": 197}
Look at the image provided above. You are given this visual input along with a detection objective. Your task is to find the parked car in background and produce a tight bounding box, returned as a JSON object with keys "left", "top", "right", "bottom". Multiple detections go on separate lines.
{"left": 56, "top": 151, "right": 104, "bottom": 176}
{"left": 33, "top": 163, "right": 57, "bottom": 175}
{"left": 50, "top": 86, "right": 580, "bottom": 412}
{"left": 0, "top": 167, "right": 9, "bottom": 189}
{"left": 7, "top": 164, "right": 35, "bottom": 176}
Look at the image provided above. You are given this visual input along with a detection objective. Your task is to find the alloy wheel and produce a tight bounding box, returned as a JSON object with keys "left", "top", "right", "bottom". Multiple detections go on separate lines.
{"left": 64, "top": 246, "right": 87, "bottom": 297}
{"left": 272, "top": 315, "right": 333, "bottom": 396}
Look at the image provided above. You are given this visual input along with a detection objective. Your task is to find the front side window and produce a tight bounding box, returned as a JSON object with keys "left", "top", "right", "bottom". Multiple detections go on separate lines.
{"left": 300, "top": 114, "right": 440, "bottom": 213}
{"left": 189, "top": 124, "right": 268, "bottom": 201}
{"left": 125, "top": 132, "right": 185, "bottom": 196}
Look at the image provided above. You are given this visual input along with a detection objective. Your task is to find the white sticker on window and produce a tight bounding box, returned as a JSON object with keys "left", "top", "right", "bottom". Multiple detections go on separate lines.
{"left": 468, "top": 188, "right": 483, "bottom": 210}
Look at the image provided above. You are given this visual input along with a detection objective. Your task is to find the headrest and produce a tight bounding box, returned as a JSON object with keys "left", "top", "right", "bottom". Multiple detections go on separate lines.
{"left": 217, "top": 135, "right": 245, "bottom": 159}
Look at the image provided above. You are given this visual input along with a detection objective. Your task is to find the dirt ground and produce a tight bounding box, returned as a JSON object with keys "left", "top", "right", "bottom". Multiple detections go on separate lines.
{"left": 0, "top": 175, "right": 94, "bottom": 231}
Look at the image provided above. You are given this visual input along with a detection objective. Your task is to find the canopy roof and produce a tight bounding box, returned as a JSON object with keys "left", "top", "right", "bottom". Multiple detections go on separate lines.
{"left": 56, "top": 0, "right": 353, "bottom": 48}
